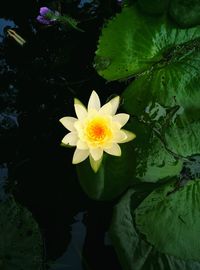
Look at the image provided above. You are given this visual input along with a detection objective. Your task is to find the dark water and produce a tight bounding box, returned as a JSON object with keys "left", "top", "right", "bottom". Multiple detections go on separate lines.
{"left": 0, "top": 0, "right": 124, "bottom": 269}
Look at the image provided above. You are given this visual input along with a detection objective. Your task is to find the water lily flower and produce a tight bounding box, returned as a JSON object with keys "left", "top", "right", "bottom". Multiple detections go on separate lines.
{"left": 36, "top": 7, "right": 59, "bottom": 25}
{"left": 59, "top": 91, "right": 136, "bottom": 172}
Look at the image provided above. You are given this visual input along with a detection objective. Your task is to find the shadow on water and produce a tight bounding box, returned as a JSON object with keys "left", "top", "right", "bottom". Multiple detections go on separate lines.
{"left": 0, "top": 163, "right": 9, "bottom": 201}
{"left": 0, "top": 0, "right": 123, "bottom": 269}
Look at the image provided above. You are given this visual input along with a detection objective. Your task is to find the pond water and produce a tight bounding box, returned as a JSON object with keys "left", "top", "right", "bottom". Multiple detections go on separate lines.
{"left": 0, "top": 0, "right": 124, "bottom": 269}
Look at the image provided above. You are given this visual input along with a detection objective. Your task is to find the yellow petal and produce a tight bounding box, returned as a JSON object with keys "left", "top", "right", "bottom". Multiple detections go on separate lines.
{"left": 74, "top": 98, "right": 85, "bottom": 106}
{"left": 62, "top": 132, "right": 78, "bottom": 146}
{"left": 112, "top": 113, "right": 129, "bottom": 127}
{"left": 89, "top": 155, "right": 102, "bottom": 173}
{"left": 88, "top": 90, "right": 101, "bottom": 111}
{"left": 99, "top": 102, "right": 112, "bottom": 115}
{"left": 120, "top": 130, "right": 136, "bottom": 143}
{"left": 72, "top": 148, "right": 89, "bottom": 164}
{"left": 74, "top": 103, "right": 87, "bottom": 121}
{"left": 109, "top": 96, "right": 120, "bottom": 115}
{"left": 104, "top": 143, "right": 121, "bottom": 156}
{"left": 90, "top": 147, "right": 103, "bottom": 161}
{"left": 114, "top": 130, "right": 127, "bottom": 143}
{"left": 59, "top": 117, "right": 77, "bottom": 131}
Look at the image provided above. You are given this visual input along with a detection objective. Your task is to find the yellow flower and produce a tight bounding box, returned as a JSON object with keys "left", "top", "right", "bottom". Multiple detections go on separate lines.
{"left": 59, "top": 91, "right": 136, "bottom": 172}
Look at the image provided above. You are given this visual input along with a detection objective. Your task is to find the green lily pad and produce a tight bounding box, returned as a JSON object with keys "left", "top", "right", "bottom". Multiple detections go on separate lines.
{"left": 135, "top": 178, "right": 200, "bottom": 261}
{"left": 135, "top": 132, "right": 182, "bottom": 183}
{"left": 77, "top": 143, "right": 136, "bottom": 200}
{"left": 122, "top": 51, "right": 200, "bottom": 122}
{"left": 165, "top": 121, "right": 200, "bottom": 158}
{"left": 127, "top": 119, "right": 182, "bottom": 183}
{"left": 169, "top": 0, "right": 200, "bottom": 28}
{"left": 0, "top": 197, "right": 43, "bottom": 270}
{"left": 95, "top": 6, "right": 200, "bottom": 81}
{"left": 110, "top": 188, "right": 200, "bottom": 270}
{"left": 129, "top": 118, "right": 200, "bottom": 183}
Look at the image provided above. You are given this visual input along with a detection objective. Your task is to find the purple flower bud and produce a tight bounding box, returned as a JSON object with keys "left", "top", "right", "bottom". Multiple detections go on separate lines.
{"left": 36, "top": 6, "right": 57, "bottom": 25}
{"left": 40, "top": 7, "right": 51, "bottom": 16}
{"left": 36, "top": 15, "right": 53, "bottom": 25}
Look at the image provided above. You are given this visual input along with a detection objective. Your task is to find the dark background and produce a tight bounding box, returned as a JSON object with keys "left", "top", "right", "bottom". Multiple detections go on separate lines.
{"left": 0, "top": 0, "right": 125, "bottom": 269}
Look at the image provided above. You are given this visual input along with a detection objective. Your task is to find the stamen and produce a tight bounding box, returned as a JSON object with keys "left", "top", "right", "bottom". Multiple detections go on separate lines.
{"left": 85, "top": 118, "right": 112, "bottom": 144}
{"left": 88, "top": 123, "right": 106, "bottom": 140}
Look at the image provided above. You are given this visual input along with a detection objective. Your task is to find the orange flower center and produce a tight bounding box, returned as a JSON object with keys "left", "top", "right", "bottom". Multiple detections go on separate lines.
{"left": 85, "top": 117, "right": 112, "bottom": 144}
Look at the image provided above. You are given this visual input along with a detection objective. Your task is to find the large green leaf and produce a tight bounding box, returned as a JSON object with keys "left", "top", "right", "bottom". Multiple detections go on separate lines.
{"left": 95, "top": 6, "right": 200, "bottom": 81}
{"left": 126, "top": 119, "right": 182, "bottom": 183}
{"left": 77, "top": 143, "right": 136, "bottom": 200}
{"left": 0, "top": 197, "right": 43, "bottom": 270}
{"left": 110, "top": 188, "right": 200, "bottom": 270}
{"left": 165, "top": 121, "right": 200, "bottom": 158}
{"left": 127, "top": 119, "right": 200, "bottom": 183}
{"left": 135, "top": 178, "right": 200, "bottom": 261}
{"left": 169, "top": 0, "right": 200, "bottom": 28}
{"left": 135, "top": 134, "right": 182, "bottom": 183}
{"left": 122, "top": 53, "right": 200, "bottom": 122}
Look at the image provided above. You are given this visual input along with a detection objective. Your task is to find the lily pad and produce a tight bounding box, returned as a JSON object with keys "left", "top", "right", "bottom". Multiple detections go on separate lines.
{"left": 127, "top": 119, "right": 182, "bottom": 183}
{"left": 77, "top": 143, "right": 136, "bottom": 200}
{"left": 95, "top": 6, "right": 200, "bottom": 81}
{"left": 135, "top": 179, "right": 200, "bottom": 261}
{"left": 128, "top": 119, "right": 200, "bottom": 183}
{"left": 0, "top": 197, "right": 43, "bottom": 270}
{"left": 122, "top": 52, "right": 200, "bottom": 122}
{"left": 165, "top": 121, "right": 200, "bottom": 158}
{"left": 135, "top": 133, "right": 182, "bottom": 183}
{"left": 169, "top": 0, "right": 200, "bottom": 28}
{"left": 110, "top": 188, "right": 200, "bottom": 270}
